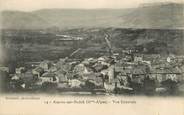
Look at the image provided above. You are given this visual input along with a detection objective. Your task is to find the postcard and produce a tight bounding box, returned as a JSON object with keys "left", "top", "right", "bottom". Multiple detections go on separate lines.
{"left": 0, "top": 0, "right": 184, "bottom": 115}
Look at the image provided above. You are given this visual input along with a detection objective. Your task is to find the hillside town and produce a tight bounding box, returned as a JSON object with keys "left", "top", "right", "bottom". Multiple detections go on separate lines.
{"left": 1, "top": 49, "right": 184, "bottom": 95}
{"left": 1, "top": 31, "right": 184, "bottom": 95}
{"left": 1, "top": 30, "right": 184, "bottom": 95}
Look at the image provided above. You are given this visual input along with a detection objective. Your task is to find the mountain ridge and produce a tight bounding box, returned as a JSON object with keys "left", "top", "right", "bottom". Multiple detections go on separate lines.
{"left": 1, "top": 2, "right": 184, "bottom": 29}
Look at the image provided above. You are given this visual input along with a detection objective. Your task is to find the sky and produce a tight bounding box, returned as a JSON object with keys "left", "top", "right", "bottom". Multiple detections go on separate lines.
{"left": 0, "top": 0, "right": 184, "bottom": 11}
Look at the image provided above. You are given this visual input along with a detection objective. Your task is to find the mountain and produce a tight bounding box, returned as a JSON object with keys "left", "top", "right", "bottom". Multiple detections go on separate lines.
{"left": 122, "top": 3, "right": 184, "bottom": 29}
{"left": 1, "top": 2, "right": 184, "bottom": 29}
{"left": 33, "top": 9, "right": 131, "bottom": 29}
{"left": 1, "top": 11, "right": 50, "bottom": 29}
{"left": 1, "top": 9, "right": 131, "bottom": 29}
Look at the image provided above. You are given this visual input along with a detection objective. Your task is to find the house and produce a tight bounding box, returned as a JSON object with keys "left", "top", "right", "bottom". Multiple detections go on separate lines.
{"left": 65, "top": 71, "right": 74, "bottom": 79}
{"left": 115, "top": 65, "right": 132, "bottom": 76}
{"left": 56, "top": 58, "right": 66, "bottom": 69}
{"left": 166, "top": 55, "right": 175, "bottom": 63}
{"left": 48, "top": 66, "right": 57, "bottom": 72}
{"left": 116, "top": 72, "right": 129, "bottom": 86}
{"left": 165, "top": 67, "right": 182, "bottom": 82}
{"left": 60, "top": 63, "right": 73, "bottom": 72}
{"left": 57, "top": 74, "right": 68, "bottom": 83}
{"left": 81, "top": 73, "right": 95, "bottom": 80}
{"left": 74, "top": 63, "right": 93, "bottom": 75}
{"left": 87, "top": 58, "right": 97, "bottom": 65}
{"left": 104, "top": 82, "right": 115, "bottom": 92}
{"left": 11, "top": 71, "right": 34, "bottom": 89}
{"left": 134, "top": 54, "right": 143, "bottom": 62}
{"left": 81, "top": 59, "right": 90, "bottom": 66}
{"left": 32, "top": 67, "right": 44, "bottom": 78}
{"left": 98, "top": 56, "right": 114, "bottom": 64}
{"left": 85, "top": 75, "right": 104, "bottom": 88}
{"left": 11, "top": 74, "right": 20, "bottom": 80}
{"left": 68, "top": 79, "right": 82, "bottom": 88}
{"left": 93, "top": 63, "right": 108, "bottom": 72}
{"left": 39, "top": 60, "right": 51, "bottom": 71}
{"left": 150, "top": 68, "right": 166, "bottom": 83}
{"left": 150, "top": 66, "right": 182, "bottom": 83}
{"left": 115, "top": 66, "right": 125, "bottom": 72}
{"left": 40, "top": 72, "right": 59, "bottom": 83}
{"left": 131, "top": 67, "right": 147, "bottom": 84}
{"left": 141, "top": 60, "right": 151, "bottom": 65}
{"left": 55, "top": 69, "right": 68, "bottom": 83}
{"left": 97, "top": 57, "right": 106, "bottom": 62}
{"left": 21, "top": 71, "right": 34, "bottom": 88}
{"left": 16, "top": 67, "right": 26, "bottom": 74}
{"left": 100, "top": 69, "right": 108, "bottom": 76}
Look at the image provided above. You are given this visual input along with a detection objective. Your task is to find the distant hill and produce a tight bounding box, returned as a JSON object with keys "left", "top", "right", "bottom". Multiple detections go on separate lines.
{"left": 1, "top": 2, "right": 184, "bottom": 29}
{"left": 122, "top": 3, "right": 184, "bottom": 29}
{"left": 1, "top": 11, "right": 50, "bottom": 29}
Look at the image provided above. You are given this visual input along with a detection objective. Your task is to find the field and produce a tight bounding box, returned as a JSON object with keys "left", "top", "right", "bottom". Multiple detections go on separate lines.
{"left": 0, "top": 28, "right": 184, "bottom": 67}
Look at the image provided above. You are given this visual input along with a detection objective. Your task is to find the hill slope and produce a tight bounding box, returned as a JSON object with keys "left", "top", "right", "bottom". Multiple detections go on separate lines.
{"left": 122, "top": 3, "right": 184, "bottom": 29}
{"left": 1, "top": 11, "right": 50, "bottom": 29}
{"left": 1, "top": 2, "right": 184, "bottom": 29}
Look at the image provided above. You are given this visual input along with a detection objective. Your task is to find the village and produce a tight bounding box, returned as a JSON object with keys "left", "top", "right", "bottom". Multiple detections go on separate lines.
{"left": 1, "top": 32, "right": 184, "bottom": 95}
{"left": 1, "top": 48, "right": 184, "bottom": 95}
{"left": 1, "top": 29, "right": 184, "bottom": 95}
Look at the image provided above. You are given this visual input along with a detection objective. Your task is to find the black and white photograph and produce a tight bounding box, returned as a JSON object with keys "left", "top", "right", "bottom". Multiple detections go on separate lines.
{"left": 0, "top": 0, "right": 184, "bottom": 97}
